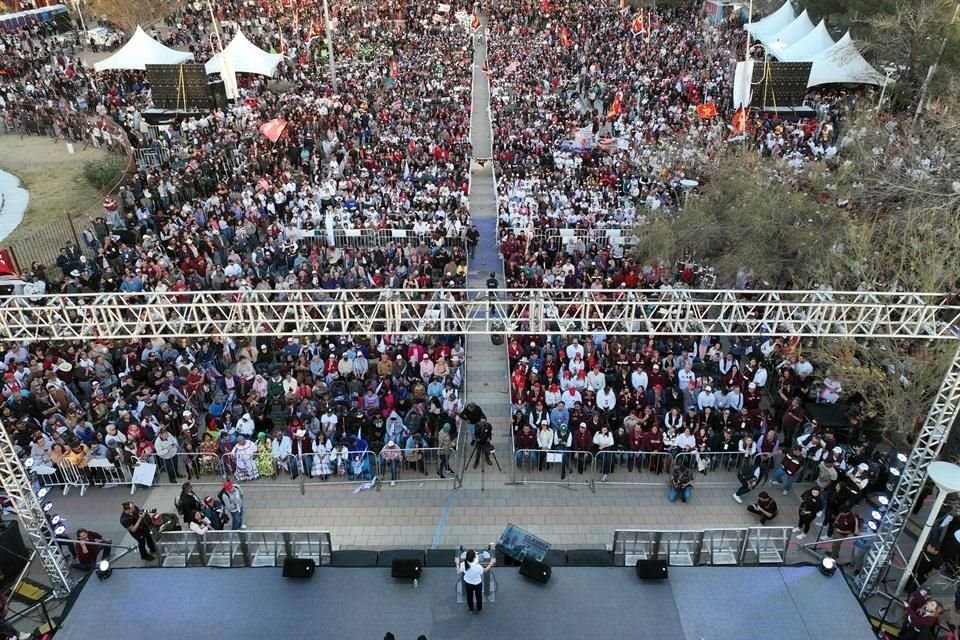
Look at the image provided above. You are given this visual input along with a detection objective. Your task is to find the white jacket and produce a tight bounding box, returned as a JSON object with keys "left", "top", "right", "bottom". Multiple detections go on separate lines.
{"left": 537, "top": 428, "right": 555, "bottom": 450}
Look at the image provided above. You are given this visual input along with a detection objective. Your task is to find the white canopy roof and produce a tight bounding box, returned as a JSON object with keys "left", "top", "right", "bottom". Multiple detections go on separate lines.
{"left": 93, "top": 26, "right": 193, "bottom": 72}
{"left": 744, "top": 0, "right": 795, "bottom": 40}
{"left": 807, "top": 32, "right": 884, "bottom": 87}
{"left": 758, "top": 9, "right": 814, "bottom": 56}
{"left": 777, "top": 20, "right": 834, "bottom": 62}
{"left": 204, "top": 31, "right": 283, "bottom": 78}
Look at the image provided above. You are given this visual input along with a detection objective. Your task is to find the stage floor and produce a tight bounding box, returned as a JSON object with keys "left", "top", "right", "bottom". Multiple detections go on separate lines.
{"left": 56, "top": 565, "right": 874, "bottom": 640}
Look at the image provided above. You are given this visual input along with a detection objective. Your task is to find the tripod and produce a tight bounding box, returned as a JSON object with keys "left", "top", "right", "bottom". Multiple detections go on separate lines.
{"left": 457, "top": 438, "right": 502, "bottom": 492}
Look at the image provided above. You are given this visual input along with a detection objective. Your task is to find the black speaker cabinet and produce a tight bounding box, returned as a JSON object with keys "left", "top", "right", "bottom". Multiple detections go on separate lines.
{"left": 635, "top": 559, "right": 668, "bottom": 580}
{"left": 519, "top": 556, "right": 551, "bottom": 584}
{"left": 282, "top": 557, "right": 316, "bottom": 578}
{"left": 0, "top": 522, "right": 28, "bottom": 590}
{"left": 391, "top": 558, "right": 422, "bottom": 579}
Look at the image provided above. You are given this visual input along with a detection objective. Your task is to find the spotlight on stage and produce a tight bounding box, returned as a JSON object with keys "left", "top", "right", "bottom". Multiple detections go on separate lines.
{"left": 42, "top": 502, "right": 54, "bottom": 513}
{"left": 54, "top": 525, "right": 66, "bottom": 536}
{"left": 37, "top": 487, "right": 49, "bottom": 499}
{"left": 819, "top": 556, "right": 838, "bottom": 577}
{"left": 96, "top": 560, "right": 112, "bottom": 581}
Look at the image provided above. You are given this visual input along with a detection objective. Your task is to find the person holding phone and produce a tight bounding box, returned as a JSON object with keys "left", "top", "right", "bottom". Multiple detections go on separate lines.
{"left": 455, "top": 550, "right": 496, "bottom": 614}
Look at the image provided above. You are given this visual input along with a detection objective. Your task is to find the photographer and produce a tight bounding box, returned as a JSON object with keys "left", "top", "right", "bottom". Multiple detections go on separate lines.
{"left": 120, "top": 501, "right": 156, "bottom": 561}
{"left": 472, "top": 419, "right": 494, "bottom": 469}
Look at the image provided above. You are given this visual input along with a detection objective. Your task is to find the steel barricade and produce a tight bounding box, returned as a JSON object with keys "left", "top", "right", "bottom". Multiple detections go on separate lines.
{"left": 612, "top": 528, "right": 791, "bottom": 567}
{"left": 700, "top": 528, "right": 750, "bottom": 565}
{"left": 157, "top": 452, "right": 226, "bottom": 487}
{"left": 32, "top": 459, "right": 89, "bottom": 496}
{"left": 298, "top": 450, "right": 379, "bottom": 485}
{"left": 593, "top": 451, "right": 674, "bottom": 486}
{"left": 387, "top": 446, "right": 457, "bottom": 484}
{"left": 674, "top": 451, "right": 743, "bottom": 487}
{"left": 511, "top": 448, "right": 594, "bottom": 490}
{"left": 159, "top": 530, "right": 333, "bottom": 568}
{"left": 87, "top": 456, "right": 135, "bottom": 494}
{"left": 221, "top": 451, "right": 272, "bottom": 483}
{"left": 157, "top": 531, "right": 202, "bottom": 567}
{"left": 743, "top": 527, "right": 794, "bottom": 564}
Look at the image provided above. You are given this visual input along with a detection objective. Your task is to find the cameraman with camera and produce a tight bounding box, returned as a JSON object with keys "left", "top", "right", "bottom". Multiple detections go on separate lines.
{"left": 472, "top": 419, "right": 494, "bottom": 469}
{"left": 120, "top": 501, "right": 156, "bottom": 561}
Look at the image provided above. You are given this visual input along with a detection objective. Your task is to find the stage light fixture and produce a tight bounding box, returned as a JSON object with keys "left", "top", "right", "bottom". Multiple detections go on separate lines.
{"left": 96, "top": 560, "right": 112, "bottom": 581}
{"left": 867, "top": 521, "right": 879, "bottom": 532}
{"left": 42, "top": 502, "right": 54, "bottom": 512}
{"left": 24, "top": 458, "right": 33, "bottom": 469}
{"left": 37, "top": 487, "right": 49, "bottom": 499}
{"left": 50, "top": 515, "right": 61, "bottom": 526}
{"left": 878, "top": 496, "right": 890, "bottom": 507}
{"left": 54, "top": 525, "right": 66, "bottom": 536}
{"left": 896, "top": 453, "right": 908, "bottom": 464}
{"left": 819, "top": 557, "right": 838, "bottom": 577}
{"left": 871, "top": 510, "right": 883, "bottom": 522}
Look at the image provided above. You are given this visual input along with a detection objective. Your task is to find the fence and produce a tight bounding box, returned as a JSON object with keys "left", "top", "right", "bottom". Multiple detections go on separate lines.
{"left": 611, "top": 527, "right": 794, "bottom": 567}
{"left": 2, "top": 114, "right": 135, "bottom": 275}
{"left": 511, "top": 448, "right": 595, "bottom": 492}
{"left": 156, "top": 529, "right": 333, "bottom": 568}
{"left": 294, "top": 227, "right": 468, "bottom": 252}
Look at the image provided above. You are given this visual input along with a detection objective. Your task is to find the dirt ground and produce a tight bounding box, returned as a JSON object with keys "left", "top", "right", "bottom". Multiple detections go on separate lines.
{"left": 0, "top": 134, "right": 115, "bottom": 244}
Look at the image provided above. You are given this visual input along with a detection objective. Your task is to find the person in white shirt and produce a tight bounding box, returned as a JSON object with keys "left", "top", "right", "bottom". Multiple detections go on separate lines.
{"left": 677, "top": 363, "right": 696, "bottom": 391}
{"left": 536, "top": 422, "right": 555, "bottom": 471}
{"left": 456, "top": 549, "right": 496, "bottom": 613}
{"left": 189, "top": 510, "right": 212, "bottom": 535}
{"left": 271, "top": 431, "right": 293, "bottom": 474}
{"left": 565, "top": 338, "right": 584, "bottom": 361}
{"left": 631, "top": 366, "right": 648, "bottom": 392}
{"left": 793, "top": 355, "right": 814, "bottom": 380}
{"left": 586, "top": 366, "right": 606, "bottom": 392}
{"left": 593, "top": 425, "right": 615, "bottom": 482}
{"left": 725, "top": 387, "right": 744, "bottom": 412}
{"left": 697, "top": 386, "right": 717, "bottom": 412}
{"left": 596, "top": 386, "right": 617, "bottom": 412}
{"left": 676, "top": 426, "right": 697, "bottom": 454}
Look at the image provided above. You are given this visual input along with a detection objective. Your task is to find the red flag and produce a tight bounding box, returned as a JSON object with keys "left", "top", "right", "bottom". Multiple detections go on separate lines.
{"left": 389, "top": 57, "right": 399, "bottom": 79}
{"left": 731, "top": 107, "right": 747, "bottom": 135}
{"left": 0, "top": 249, "right": 16, "bottom": 277}
{"left": 540, "top": 0, "right": 551, "bottom": 14}
{"left": 607, "top": 93, "right": 622, "bottom": 120}
{"left": 696, "top": 103, "right": 718, "bottom": 119}
{"left": 471, "top": 12, "right": 480, "bottom": 31}
{"left": 259, "top": 118, "right": 288, "bottom": 143}
{"left": 560, "top": 26, "right": 571, "bottom": 48}
{"left": 632, "top": 10, "right": 646, "bottom": 35}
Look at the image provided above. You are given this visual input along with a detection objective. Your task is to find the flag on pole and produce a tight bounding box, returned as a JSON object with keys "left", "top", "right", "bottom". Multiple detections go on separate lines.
{"left": 696, "top": 103, "right": 718, "bottom": 119}
{"left": 632, "top": 10, "right": 646, "bottom": 35}
{"left": 540, "top": 0, "right": 551, "bottom": 14}
{"left": 471, "top": 12, "right": 480, "bottom": 31}
{"left": 259, "top": 118, "right": 288, "bottom": 142}
{"left": 389, "top": 57, "right": 399, "bottom": 79}
{"left": 560, "top": 26, "right": 571, "bottom": 48}
{"left": 607, "top": 92, "right": 623, "bottom": 120}
{"left": 731, "top": 107, "right": 747, "bottom": 135}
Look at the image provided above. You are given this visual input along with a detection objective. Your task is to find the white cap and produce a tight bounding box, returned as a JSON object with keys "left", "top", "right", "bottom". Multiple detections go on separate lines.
{"left": 858, "top": 462, "right": 869, "bottom": 471}
{"left": 832, "top": 446, "right": 842, "bottom": 455}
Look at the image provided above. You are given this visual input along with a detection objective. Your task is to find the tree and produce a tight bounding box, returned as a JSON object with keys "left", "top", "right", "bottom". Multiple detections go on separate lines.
{"left": 85, "top": 0, "right": 184, "bottom": 33}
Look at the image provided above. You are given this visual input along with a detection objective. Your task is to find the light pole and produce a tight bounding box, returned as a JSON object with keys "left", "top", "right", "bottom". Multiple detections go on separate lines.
{"left": 207, "top": 0, "right": 238, "bottom": 101}
{"left": 322, "top": 0, "right": 338, "bottom": 92}
{"left": 896, "top": 461, "right": 960, "bottom": 595}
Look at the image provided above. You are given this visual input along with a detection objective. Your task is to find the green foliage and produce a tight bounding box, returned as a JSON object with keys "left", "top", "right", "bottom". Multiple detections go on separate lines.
{"left": 82, "top": 156, "right": 125, "bottom": 193}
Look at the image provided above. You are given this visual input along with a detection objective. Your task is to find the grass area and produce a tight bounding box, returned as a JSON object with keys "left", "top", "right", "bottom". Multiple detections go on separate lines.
{"left": 0, "top": 134, "right": 118, "bottom": 245}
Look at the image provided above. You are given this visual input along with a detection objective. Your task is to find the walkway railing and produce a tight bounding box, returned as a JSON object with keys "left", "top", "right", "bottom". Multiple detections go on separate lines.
{"left": 611, "top": 527, "right": 794, "bottom": 567}
{"left": 156, "top": 529, "right": 333, "bottom": 568}
{"left": 294, "top": 227, "right": 467, "bottom": 252}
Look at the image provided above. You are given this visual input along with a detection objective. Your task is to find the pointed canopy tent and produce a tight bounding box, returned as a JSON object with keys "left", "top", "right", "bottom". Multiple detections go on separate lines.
{"left": 744, "top": 0, "right": 795, "bottom": 41}
{"left": 93, "top": 26, "right": 193, "bottom": 72}
{"left": 778, "top": 20, "right": 835, "bottom": 62}
{"left": 807, "top": 32, "right": 885, "bottom": 87}
{"left": 758, "top": 9, "right": 814, "bottom": 56}
{"left": 204, "top": 31, "right": 284, "bottom": 78}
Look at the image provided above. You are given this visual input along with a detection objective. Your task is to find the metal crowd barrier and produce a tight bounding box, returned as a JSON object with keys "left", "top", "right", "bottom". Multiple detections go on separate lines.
{"left": 591, "top": 451, "right": 674, "bottom": 486}
{"left": 32, "top": 459, "right": 89, "bottom": 496}
{"left": 378, "top": 446, "right": 459, "bottom": 484}
{"left": 511, "top": 448, "right": 594, "bottom": 492}
{"left": 611, "top": 527, "right": 793, "bottom": 567}
{"left": 296, "top": 227, "right": 467, "bottom": 252}
{"left": 157, "top": 530, "right": 333, "bottom": 568}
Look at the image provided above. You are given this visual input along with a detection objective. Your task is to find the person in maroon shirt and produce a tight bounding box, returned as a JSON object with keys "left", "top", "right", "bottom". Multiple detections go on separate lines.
{"left": 72, "top": 528, "right": 112, "bottom": 572}
{"left": 781, "top": 398, "right": 806, "bottom": 447}
{"left": 514, "top": 424, "right": 537, "bottom": 470}
{"left": 571, "top": 422, "right": 593, "bottom": 474}
{"left": 628, "top": 425, "right": 645, "bottom": 472}
{"left": 643, "top": 424, "right": 665, "bottom": 474}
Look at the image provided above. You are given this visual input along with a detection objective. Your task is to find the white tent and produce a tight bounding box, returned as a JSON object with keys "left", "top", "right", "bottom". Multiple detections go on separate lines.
{"left": 758, "top": 9, "right": 814, "bottom": 56}
{"left": 204, "top": 31, "right": 283, "bottom": 78}
{"left": 807, "top": 32, "right": 885, "bottom": 87}
{"left": 744, "top": 0, "right": 795, "bottom": 41}
{"left": 777, "top": 20, "right": 834, "bottom": 62}
{"left": 93, "top": 26, "right": 193, "bottom": 72}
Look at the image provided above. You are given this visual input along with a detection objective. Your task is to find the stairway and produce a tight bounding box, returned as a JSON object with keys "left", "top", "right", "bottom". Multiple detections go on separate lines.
{"left": 463, "top": 21, "right": 512, "bottom": 477}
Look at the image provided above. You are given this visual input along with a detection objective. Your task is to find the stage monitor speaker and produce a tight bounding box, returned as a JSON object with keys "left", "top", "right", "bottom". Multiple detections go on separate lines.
{"left": 146, "top": 64, "right": 213, "bottom": 111}
{"left": 519, "top": 557, "right": 551, "bottom": 584}
{"left": 282, "top": 557, "right": 316, "bottom": 578}
{"left": 751, "top": 61, "right": 813, "bottom": 108}
{"left": 635, "top": 559, "right": 668, "bottom": 580}
{"left": 209, "top": 80, "right": 228, "bottom": 110}
{"left": 391, "top": 558, "right": 422, "bottom": 579}
{"left": 0, "top": 522, "right": 28, "bottom": 590}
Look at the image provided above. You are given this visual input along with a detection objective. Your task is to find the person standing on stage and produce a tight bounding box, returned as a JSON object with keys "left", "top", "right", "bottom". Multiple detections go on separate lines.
{"left": 120, "top": 501, "right": 156, "bottom": 561}
{"left": 455, "top": 549, "right": 496, "bottom": 613}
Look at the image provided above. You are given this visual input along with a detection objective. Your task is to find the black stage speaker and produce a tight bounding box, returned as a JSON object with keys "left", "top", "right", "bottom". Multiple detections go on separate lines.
{"left": 635, "top": 559, "right": 668, "bottom": 580}
{"left": 146, "top": 64, "right": 213, "bottom": 111}
{"left": 391, "top": 558, "right": 422, "bottom": 579}
{"left": 751, "top": 61, "right": 813, "bottom": 108}
{"left": 519, "top": 556, "right": 551, "bottom": 584}
{"left": 282, "top": 557, "right": 316, "bottom": 578}
{"left": 0, "top": 522, "right": 28, "bottom": 589}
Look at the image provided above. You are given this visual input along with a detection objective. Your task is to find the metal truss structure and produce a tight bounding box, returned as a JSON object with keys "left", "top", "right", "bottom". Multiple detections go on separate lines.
{"left": 0, "top": 288, "right": 957, "bottom": 341}
{"left": 0, "top": 426, "right": 73, "bottom": 597}
{"left": 0, "top": 285, "right": 957, "bottom": 599}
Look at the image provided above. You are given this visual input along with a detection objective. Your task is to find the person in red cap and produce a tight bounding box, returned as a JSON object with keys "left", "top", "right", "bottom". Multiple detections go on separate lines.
{"left": 219, "top": 480, "right": 246, "bottom": 530}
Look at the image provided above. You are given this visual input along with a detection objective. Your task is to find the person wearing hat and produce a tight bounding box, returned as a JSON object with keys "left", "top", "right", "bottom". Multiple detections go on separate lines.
{"left": 746, "top": 491, "right": 779, "bottom": 525}
{"left": 436, "top": 423, "right": 455, "bottom": 479}
{"left": 291, "top": 428, "right": 313, "bottom": 479}
{"left": 380, "top": 439, "right": 403, "bottom": 486}
{"left": 218, "top": 481, "right": 247, "bottom": 530}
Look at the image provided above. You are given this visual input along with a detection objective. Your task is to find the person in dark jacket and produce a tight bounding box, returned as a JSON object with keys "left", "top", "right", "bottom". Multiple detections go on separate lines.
{"left": 514, "top": 424, "right": 537, "bottom": 468}
{"left": 794, "top": 487, "right": 822, "bottom": 540}
{"left": 747, "top": 491, "right": 779, "bottom": 524}
{"left": 571, "top": 422, "right": 593, "bottom": 474}
{"left": 177, "top": 482, "right": 202, "bottom": 523}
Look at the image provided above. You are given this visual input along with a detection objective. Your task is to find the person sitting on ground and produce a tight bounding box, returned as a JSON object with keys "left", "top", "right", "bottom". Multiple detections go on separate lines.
{"left": 746, "top": 491, "right": 779, "bottom": 525}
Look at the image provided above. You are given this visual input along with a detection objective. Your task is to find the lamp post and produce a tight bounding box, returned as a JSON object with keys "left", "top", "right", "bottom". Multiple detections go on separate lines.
{"left": 896, "top": 461, "right": 960, "bottom": 595}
